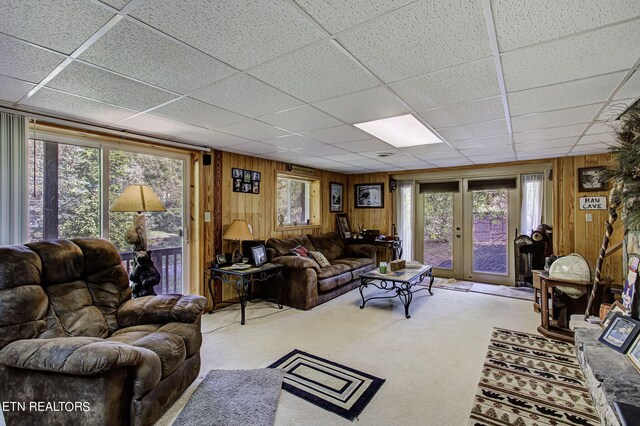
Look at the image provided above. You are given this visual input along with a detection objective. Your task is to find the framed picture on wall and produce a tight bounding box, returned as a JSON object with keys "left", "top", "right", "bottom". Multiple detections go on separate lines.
{"left": 355, "top": 183, "right": 384, "bottom": 208}
{"left": 336, "top": 213, "right": 351, "bottom": 239}
{"left": 330, "top": 182, "right": 343, "bottom": 212}
{"left": 578, "top": 167, "right": 606, "bottom": 192}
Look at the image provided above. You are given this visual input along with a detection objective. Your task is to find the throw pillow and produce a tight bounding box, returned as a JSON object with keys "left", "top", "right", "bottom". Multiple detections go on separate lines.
{"left": 290, "top": 245, "right": 310, "bottom": 257}
{"left": 309, "top": 251, "right": 331, "bottom": 268}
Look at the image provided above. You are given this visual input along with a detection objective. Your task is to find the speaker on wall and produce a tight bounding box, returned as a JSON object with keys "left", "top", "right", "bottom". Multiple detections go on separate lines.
{"left": 203, "top": 154, "right": 212, "bottom": 166}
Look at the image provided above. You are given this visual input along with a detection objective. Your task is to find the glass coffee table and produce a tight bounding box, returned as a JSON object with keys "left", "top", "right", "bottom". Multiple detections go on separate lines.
{"left": 359, "top": 265, "right": 434, "bottom": 318}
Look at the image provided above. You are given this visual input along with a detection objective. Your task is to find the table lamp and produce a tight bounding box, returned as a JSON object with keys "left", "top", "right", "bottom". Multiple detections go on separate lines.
{"left": 111, "top": 184, "right": 166, "bottom": 251}
{"left": 223, "top": 219, "right": 253, "bottom": 263}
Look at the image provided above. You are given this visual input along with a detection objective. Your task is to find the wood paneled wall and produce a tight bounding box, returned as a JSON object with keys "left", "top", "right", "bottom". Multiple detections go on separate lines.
{"left": 553, "top": 154, "right": 623, "bottom": 282}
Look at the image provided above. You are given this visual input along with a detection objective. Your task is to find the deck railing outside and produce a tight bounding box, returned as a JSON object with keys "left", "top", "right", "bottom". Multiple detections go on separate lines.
{"left": 120, "top": 246, "right": 183, "bottom": 294}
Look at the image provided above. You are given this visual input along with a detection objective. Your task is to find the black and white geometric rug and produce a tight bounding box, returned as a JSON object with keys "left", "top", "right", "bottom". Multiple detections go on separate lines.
{"left": 269, "top": 349, "right": 385, "bottom": 420}
{"left": 469, "top": 328, "right": 599, "bottom": 426}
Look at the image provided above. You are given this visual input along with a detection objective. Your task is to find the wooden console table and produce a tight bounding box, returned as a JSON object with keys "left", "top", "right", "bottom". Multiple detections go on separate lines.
{"left": 538, "top": 273, "right": 612, "bottom": 342}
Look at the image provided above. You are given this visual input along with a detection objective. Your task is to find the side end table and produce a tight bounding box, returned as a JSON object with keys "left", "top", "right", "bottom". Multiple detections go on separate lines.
{"left": 207, "top": 263, "right": 284, "bottom": 325}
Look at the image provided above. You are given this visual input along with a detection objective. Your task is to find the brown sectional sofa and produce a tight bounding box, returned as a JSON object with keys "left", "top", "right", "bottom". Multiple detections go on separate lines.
{"left": 0, "top": 239, "right": 207, "bottom": 426}
{"left": 266, "top": 233, "right": 376, "bottom": 310}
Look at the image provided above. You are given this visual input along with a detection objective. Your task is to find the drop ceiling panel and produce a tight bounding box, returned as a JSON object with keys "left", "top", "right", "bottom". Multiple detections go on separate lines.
{"left": 0, "top": 0, "right": 114, "bottom": 54}
{"left": 46, "top": 61, "right": 178, "bottom": 111}
{"left": 513, "top": 123, "right": 587, "bottom": 143}
{"left": 249, "top": 41, "right": 379, "bottom": 103}
{"left": 414, "top": 151, "right": 465, "bottom": 161}
{"left": 262, "top": 134, "right": 319, "bottom": 150}
{"left": 400, "top": 143, "right": 458, "bottom": 155}
{"left": 577, "top": 133, "right": 617, "bottom": 145}
{"left": 191, "top": 74, "right": 302, "bottom": 118}
{"left": 389, "top": 59, "right": 501, "bottom": 111}
{"left": 507, "top": 72, "right": 625, "bottom": 115}
{"left": 418, "top": 97, "right": 505, "bottom": 128}
{"left": 293, "top": 144, "right": 352, "bottom": 156}
{"left": 428, "top": 158, "right": 473, "bottom": 167}
{"left": 517, "top": 147, "right": 571, "bottom": 157}
{"left": 0, "top": 34, "right": 66, "bottom": 84}
{"left": 312, "top": 86, "right": 410, "bottom": 123}
{"left": 216, "top": 119, "right": 291, "bottom": 141}
{"left": 492, "top": 0, "right": 640, "bottom": 52}
{"left": 115, "top": 113, "right": 205, "bottom": 138}
{"left": 473, "top": 154, "right": 517, "bottom": 164}
{"left": 450, "top": 134, "right": 512, "bottom": 149}
{"left": 131, "top": 0, "right": 324, "bottom": 70}
{"left": 571, "top": 143, "right": 612, "bottom": 154}
{"left": 323, "top": 153, "right": 369, "bottom": 162}
{"left": 179, "top": 128, "right": 253, "bottom": 147}
{"left": 502, "top": 20, "right": 640, "bottom": 91}
{"left": 436, "top": 119, "right": 508, "bottom": 142}
{"left": 151, "top": 97, "right": 246, "bottom": 129}
{"left": 227, "top": 141, "right": 285, "bottom": 155}
{"left": 596, "top": 99, "right": 635, "bottom": 121}
{"left": 614, "top": 70, "right": 640, "bottom": 100}
{"left": 301, "top": 125, "right": 371, "bottom": 144}
{"left": 23, "top": 88, "right": 136, "bottom": 124}
{"left": 258, "top": 105, "right": 343, "bottom": 132}
{"left": 79, "top": 19, "right": 236, "bottom": 94}
{"left": 515, "top": 138, "right": 576, "bottom": 151}
{"left": 339, "top": 157, "right": 390, "bottom": 167}
{"left": 293, "top": 0, "right": 416, "bottom": 34}
{"left": 585, "top": 121, "right": 619, "bottom": 136}
{"left": 336, "top": 138, "right": 395, "bottom": 153}
{"left": 0, "top": 75, "right": 35, "bottom": 103}
{"left": 100, "top": 0, "right": 128, "bottom": 10}
{"left": 358, "top": 149, "right": 403, "bottom": 159}
{"left": 337, "top": 0, "right": 491, "bottom": 82}
{"left": 511, "top": 103, "right": 603, "bottom": 132}
{"left": 263, "top": 150, "right": 315, "bottom": 162}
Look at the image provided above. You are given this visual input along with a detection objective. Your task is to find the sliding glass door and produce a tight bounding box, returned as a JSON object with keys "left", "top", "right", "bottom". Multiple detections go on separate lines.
{"left": 27, "top": 137, "right": 189, "bottom": 293}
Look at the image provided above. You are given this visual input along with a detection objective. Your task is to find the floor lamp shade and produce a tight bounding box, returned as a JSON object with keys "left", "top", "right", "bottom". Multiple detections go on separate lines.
{"left": 111, "top": 185, "right": 166, "bottom": 213}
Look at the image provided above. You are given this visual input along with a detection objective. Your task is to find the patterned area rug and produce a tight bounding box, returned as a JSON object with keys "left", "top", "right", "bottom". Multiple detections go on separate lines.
{"left": 269, "top": 349, "right": 384, "bottom": 420}
{"left": 469, "top": 328, "right": 599, "bottom": 426}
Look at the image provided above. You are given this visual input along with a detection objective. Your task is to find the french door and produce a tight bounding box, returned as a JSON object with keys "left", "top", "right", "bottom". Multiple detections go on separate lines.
{"left": 417, "top": 178, "right": 517, "bottom": 285}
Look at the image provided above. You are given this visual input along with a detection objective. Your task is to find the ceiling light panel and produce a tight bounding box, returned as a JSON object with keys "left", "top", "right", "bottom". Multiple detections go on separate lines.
{"left": 0, "top": 0, "right": 114, "bottom": 54}
{"left": 0, "top": 34, "right": 66, "bottom": 84}
{"left": 418, "top": 96, "right": 505, "bottom": 128}
{"left": 492, "top": 0, "right": 640, "bottom": 52}
{"left": 337, "top": 0, "right": 490, "bottom": 82}
{"left": 389, "top": 58, "right": 501, "bottom": 111}
{"left": 507, "top": 72, "right": 625, "bottom": 116}
{"left": 131, "top": 0, "right": 324, "bottom": 70}
{"left": 46, "top": 61, "right": 178, "bottom": 111}
{"left": 23, "top": 88, "right": 137, "bottom": 124}
{"left": 501, "top": 20, "right": 640, "bottom": 92}
{"left": 354, "top": 114, "right": 443, "bottom": 147}
{"left": 151, "top": 97, "right": 246, "bottom": 129}
{"left": 312, "top": 86, "right": 410, "bottom": 124}
{"left": 510, "top": 103, "right": 603, "bottom": 132}
{"left": 192, "top": 74, "right": 302, "bottom": 118}
{"left": 79, "top": 19, "right": 236, "bottom": 94}
{"left": 436, "top": 119, "right": 508, "bottom": 142}
{"left": 248, "top": 41, "right": 379, "bottom": 103}
{"left": 258, "top": 105, "right": 343, "bottom": 132}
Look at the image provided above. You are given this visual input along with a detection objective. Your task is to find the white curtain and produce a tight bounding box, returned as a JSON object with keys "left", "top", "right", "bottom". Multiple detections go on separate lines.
{"left": 520, "top": 173, "right": 544, "bottom": 236}
{"left": 0, "top": 112, "right": 28, "bottom": 245}
{"left": 397, "top": 181, "right": 414, "bottom": 260}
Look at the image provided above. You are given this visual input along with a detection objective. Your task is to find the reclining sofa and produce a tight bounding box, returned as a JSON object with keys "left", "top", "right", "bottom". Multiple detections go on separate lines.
{"left": 0, "top": 238, "right": 207, "bottom": 426}
{"left": 266, "top": 232, "right": 376, "bottom": 310}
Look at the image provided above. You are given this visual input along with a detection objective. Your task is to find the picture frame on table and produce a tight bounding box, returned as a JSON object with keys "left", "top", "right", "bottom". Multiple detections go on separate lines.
{"left": 602, "top": 301, "right": 629, "bottom": 329}
{"left": 627, "top": 334, "right": 640, "bottom": 372}
{"left": 336, "top": 213, "right": 351, "bottom": 239}
{"left": 330, "top": 182, "right": 343, "bottom": 212}
{"left": 216, "top": 253, "right": 227, "bottom": 265}
{"left": 598, "top": 314, "right": 640, "bottom": 353}
{"left": 355, "top": 183, "right": 384, "bottom": 208}
{"left": 578, "top": 167, "right": 606, "bottom": 192}
{"left": 251, "top": 245, "right": 267, "bottom": 267}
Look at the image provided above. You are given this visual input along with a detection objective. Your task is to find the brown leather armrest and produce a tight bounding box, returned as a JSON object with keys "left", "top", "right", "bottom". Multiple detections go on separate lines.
{"left": 117, "top": 294, "right": 207, "bottom": 328}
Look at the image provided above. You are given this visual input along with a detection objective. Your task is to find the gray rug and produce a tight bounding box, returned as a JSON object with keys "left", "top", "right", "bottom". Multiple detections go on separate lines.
{"left": 173, "top": 369, "right": 284, "bottom": 426}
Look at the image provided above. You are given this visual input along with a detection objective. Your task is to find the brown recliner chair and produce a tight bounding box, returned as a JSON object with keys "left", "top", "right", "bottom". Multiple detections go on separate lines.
{"left": 0, "top": 239, "right": 207, "bottom": 425}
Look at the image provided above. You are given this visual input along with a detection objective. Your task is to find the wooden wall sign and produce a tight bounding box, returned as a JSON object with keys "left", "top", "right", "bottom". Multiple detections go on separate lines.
{"left": 579, "top": 196, "right": 607, "bottom": 210}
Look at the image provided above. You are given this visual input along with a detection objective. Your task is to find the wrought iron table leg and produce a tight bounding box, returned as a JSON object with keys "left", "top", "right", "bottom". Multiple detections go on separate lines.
{"left": 428, "top": 272, "right": 434, "bottom": 295}
{"left": 359, "top": 278, "right": 368, "bottom": 309}
{"left": 207, "top": 275, "right": 216, "bottom": 314}
{"left": 236, "top": 279, "right": 249, "bottom": 325}
{"left": 397, "top": 284, "right": 413, "bottom": 318}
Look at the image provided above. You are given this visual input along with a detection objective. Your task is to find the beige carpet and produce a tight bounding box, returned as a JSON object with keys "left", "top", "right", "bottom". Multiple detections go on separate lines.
{"left": 432, "top": 277, "right": 534, "bottom": 301}
{"left": 156, "top": 284, "right": 540, "bottom": 426}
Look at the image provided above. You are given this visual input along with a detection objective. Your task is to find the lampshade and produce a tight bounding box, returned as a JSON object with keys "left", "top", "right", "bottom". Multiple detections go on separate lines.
{"left": 111, "top": 185, "right": 166, "bottom": 213}
{"left": 223, "top": 219, "right": 253, "bottom": 241}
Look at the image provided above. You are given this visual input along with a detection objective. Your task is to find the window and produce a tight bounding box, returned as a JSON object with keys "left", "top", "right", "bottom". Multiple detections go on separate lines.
{"left": 27, "top": 134, "right": 189, "bottom": 294}
{"left": 520, "top": 173, "right": 544, "bottom": 235}
{"left": 275, "top": 173, "right": 320, "bottom": 227}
